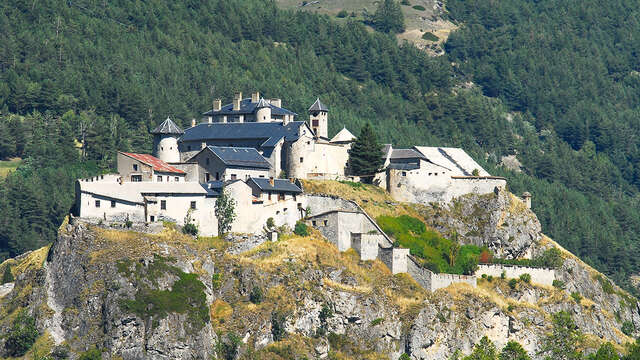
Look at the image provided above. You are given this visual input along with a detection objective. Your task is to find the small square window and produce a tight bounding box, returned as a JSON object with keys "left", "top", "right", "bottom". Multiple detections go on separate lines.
{"left": 323, "top": 220, "right": 328, "bottom": 226}
{"left": 402, "top": 171, "right": 407, "bottom": 176}
{"left": 166, "top": 176, "right": 169, "bottom": 182}
{"left": 131, "top": 175, "right": 142, "bottom": 182}
{"left": 111, "top": 200, "right": 116, "bottom": 208}
{"left": 190, "top": 201, "right": 197, "bottom": 210}
{"left": 175, "top": 177, "right": 179, "bottom": 182}
{"left": 231, "top": 174, "right": 237, "bottom": 180}
{"left": 312, "top": 220, "right": 317, "bottom": 226}
{"left": 95, "top": 200, "right": 101, "bottom": 208}
{"left": 300, "top": 157, "right": 304, "bottom": 163}
{"left": 133, "top": 164, "right": 138, "bottom": 171}
{"left": 157, "top": 176, "right": 163, "bottom": 182}
{"left": 150, "top": 215, "right": 155, "bottom": 222}
{"left": 161, "top": 200, "right": 166, "bottom": 210}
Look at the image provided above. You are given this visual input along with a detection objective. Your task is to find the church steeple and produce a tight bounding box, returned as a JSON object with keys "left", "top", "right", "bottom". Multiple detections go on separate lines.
{"left": 308, "top": 98, "right": 329, "bottom": 138}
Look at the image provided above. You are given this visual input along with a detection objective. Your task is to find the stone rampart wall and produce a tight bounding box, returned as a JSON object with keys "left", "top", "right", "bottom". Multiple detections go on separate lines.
{"left": 476, "top": 264, "right": 555, "bottom": 287}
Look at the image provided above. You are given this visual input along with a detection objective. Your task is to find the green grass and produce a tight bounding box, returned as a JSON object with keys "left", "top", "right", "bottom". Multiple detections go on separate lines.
{"left": 377, "top": 215, "right": 484, "bottom": 275}
{"left": 422, "top": 32, "right": 439, "bottom": 41}
{"left": 412, "top": 5, "right": 426, "bottom": 10}
{"left": 0, "top": 158, "right": 22, "bottom": 178}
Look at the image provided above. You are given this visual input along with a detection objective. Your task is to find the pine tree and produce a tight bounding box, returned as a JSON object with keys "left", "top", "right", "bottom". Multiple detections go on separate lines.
{"left": 539, "top": 311, "right": 584, "bottom": 360}
{"left": 215, "top": 188, "right": 237, "bottom": 237}
{"left": 499, "top": 341, "right": 530, "bottom": 360}
{"left": 348, "top": 123, "right": 384, "bottom": 182}
{"left": 371, "top": 0, "right": 405, "bottom": 34}
{"left": 463, "top": 336, "right": 497, "bottom": 360}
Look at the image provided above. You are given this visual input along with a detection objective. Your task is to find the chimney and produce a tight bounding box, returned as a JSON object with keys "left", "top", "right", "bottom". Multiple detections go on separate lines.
{"left": 201, "top": 142, "right": 206, "bottom": 150}
{"left": 251, "top": 92, "right": 260, "bottom": 103}
{"left": 283, "top": 114, "right": 290, "bottom": 126}
{"left": 213, "top": 98, "right": 222, "bottom": 111}
{"left": 270, "top": 98, "right": 281, "bottom": 108}
{"left": 208, "top": 116, "right": 213, "bottom": 124}
{"left": 191, "top": 118, "right": 196, "bottom": 127}
{"left": 233, "top": 92, "right": 242, "bottom": 111}
{"left": 269, "top": 177, "right": 274, "bottom": 186}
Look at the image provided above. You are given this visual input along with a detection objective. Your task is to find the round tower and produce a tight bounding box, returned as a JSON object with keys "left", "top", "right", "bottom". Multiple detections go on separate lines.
{"left": 308, "top": 98, "right": 329, "bottom": 138}
{"left": 151, "top": 117, "right": 184, "bottom": 163}
{"left": 255, "top": 98, "right": 272, "bottom": 122}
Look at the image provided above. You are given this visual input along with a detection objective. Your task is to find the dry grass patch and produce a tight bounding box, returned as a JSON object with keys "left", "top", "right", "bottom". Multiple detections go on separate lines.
{"left": 323, "top": 278, "right": 372, "bottom": 294}
{"left": 210, "top": 299, "right": 233, "bottom": 326}
{"left": 12, "top": 245, "right": 50, "bottom": 277}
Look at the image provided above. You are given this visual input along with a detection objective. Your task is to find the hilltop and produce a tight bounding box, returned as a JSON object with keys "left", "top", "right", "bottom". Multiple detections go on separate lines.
{"left": 1, "top": 182, "right": 638, "bottom": 359}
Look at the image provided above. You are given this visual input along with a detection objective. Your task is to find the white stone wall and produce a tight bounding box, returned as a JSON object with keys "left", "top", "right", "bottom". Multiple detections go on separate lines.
{"left": 351, "top": 233, "right": 380, "bottom": 261}
{"left": 476, "top": 264, "right": 555, "bottom": 287}
{"left": 154, "top": 135, "right": 181, "bottom": 163}
{"left": 146, "top": 194, "right": 218, "bottom": 236}
{"left": 429, "top": 272, "right": 477, "bottom": 292}
{"left": 287, "top": 132, "right": 350, "bottom": 179}
{"left": 77, "top": 192, "right": 145, "bottom": 222}
{"left": 379, "top": 247, "right": 410, "bottom": 274}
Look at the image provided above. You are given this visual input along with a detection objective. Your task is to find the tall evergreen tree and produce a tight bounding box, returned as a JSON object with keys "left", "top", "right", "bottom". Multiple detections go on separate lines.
{"left": 371, "top": 0, "right": 405, "bottom": 34}
{"left": 463, "top": 336, "right": 497, "bottom": 360}
{"left": 348, "top": 123, "right": 384, "bottom": 182}
{"left": 499, "top": 341, "right": 530, "bottom": 360}
{"left": 539, "top": 311, "right": 584, "bottom": 360}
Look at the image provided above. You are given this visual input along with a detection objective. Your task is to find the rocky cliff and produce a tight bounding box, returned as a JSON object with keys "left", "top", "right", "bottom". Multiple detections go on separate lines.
{"left": 0, "top": 188, "right": 638, "bottom": 359}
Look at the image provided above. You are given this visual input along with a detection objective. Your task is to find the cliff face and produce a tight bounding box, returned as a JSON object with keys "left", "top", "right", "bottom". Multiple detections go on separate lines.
{"left": 0, "top": 193, "right": 638, "bottom": 359}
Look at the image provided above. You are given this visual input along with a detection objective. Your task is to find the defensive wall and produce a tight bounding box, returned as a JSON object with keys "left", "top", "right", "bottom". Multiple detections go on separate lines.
{"left": 476, "top": 264, "right": 555, "bottom": 287}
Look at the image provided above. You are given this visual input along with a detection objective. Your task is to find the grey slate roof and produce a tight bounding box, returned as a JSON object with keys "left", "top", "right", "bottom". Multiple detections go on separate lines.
{"left": 389, "top": 148, "right": 427, "bottom": 160}
{"left": 388, "top": 163, "right": 420, "bottom": 171}
{"left": 248, "top": 178, "right": 303, "bottom": 193}
{"left": 151, "top": 117, "right": 184, "bottom": 135}
{"left": 308, "top": 98, "right": 328, "bottom": 112}
{"left": 207, "top": 146, "right": 271, "bottom": 169}
{"left": 202, "top": 98, "right": 297, "bottom": 116}
{"left": 180, "top": 121, "right": 308, "bottom": 147}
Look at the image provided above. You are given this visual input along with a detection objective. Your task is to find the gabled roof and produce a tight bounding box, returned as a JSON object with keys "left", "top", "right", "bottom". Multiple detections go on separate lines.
{"left": 330, "top": 127, "right": 356, "bottom": 143}
{"left": 308, "top": 98, "right": 328, "bottom": 112}
{"left": 150, "top": 117, "right": 184, "bottom": 135}
{"left": 119, "top": 152, "right": 186, "bottom": 174}
{"left": 202, "top": 98, "right": 297, "bottom": 116}
{"left": 247, "top": 178, "right": 303, "bottom": 193}
{"left": 207, "top": 146, "right": 271, "bottom": 169}
{"left": 413, "top": 147, "right": 490, "bottom": 176}
{"left": 180, "top": 121, "right": 311, "bottom": 147}
{"left": 389, "top": 148, "right": 427, "bottom": 160}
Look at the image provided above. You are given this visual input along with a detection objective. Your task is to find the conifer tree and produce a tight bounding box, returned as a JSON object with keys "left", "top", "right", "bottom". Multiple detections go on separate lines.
{"left": 539, "top": 311, "right": 584, "bottom": 360}
{"left": 463, "top": 336, "right": 497, "bottom": 360}
{"left": 348, "top": 123, "right": 384, "bottom": 182}
{"left": 215, "top": 188, "right": 237, "bottom": 237}
{"left": 499, "top": 341, "right": 530, "bottom": 360}
{"left": 371, "top": 0, "right": 405, "bottom": 34}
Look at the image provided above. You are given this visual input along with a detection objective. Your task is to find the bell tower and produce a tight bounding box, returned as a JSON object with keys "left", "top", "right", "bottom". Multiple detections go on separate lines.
{"left": 308, "top": 98, "right": 329, "bottom": 138}
{"left": 150, "top": 117, "right": 184, "bottom": 163}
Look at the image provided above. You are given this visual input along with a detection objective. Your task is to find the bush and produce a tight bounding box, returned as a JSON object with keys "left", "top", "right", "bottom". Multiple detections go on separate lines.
{"left": 508, "top": 279, "right": 518, "bottom": 289}
{"left": 595, "top": 274, "right": 615, "bottom": 294}
{"left": 125, "top": 219, "right": 133, "bottom": 228}
{"left": 487, "top": 275, "right": 494, "bottom": 282}
{"left": 371, "top": 317, "right": 384, "bottom": 326}
{"left": 481, "top": 273, "right": 487, "bottom": 279}
{"left": 412, "top": 5, "right": 426, "bottom": 10}
{"left": 78, "top": 348, "right": 102, "bottom": 360}
{"left": 5, "top": 310, "right": 39, "bottom": 357}
{"left": 399, "top": 354, "right": 411, "bottom": 360}
{"left": 519, "top": 273, "right": 531, "bottom": 283}
{"left": 2, "top": 264, "right": 14, "bottom": 284}
{"left": 422, "top": 32, "right": 439, "bottom": 41}
{"left": 271, "top": 311, "right": 287, "bottom": 341}
{"left": 400, "top": 0, "right": 410, "bottom": 5}
{"left": 552, "top": 279, "right": 565, "bottom": 289}
{"left": 249, "top": 286, "right": 264, "bottom": 304}
{"left": 571, "top": 292, "right": 582, "bottom": 303}
{"left": 294, "top": 221, "right": 309, "bottom": 236}
{"left": 212, "top": 273, "right": 223, "bottom": 290}
{"left": 479, "top": 249, "right": 492, "bottom": 264}
{"left": 182, "top": 222, "right": 199, "bottom": 236}
{"left": 622, "top": 320, "right": 635, "bottom": 336}
{"left": 501, "top": 271, "right": 506, "bottom": 279}
{"left": 337, "top": 10, "right": 348, "bottom": 18}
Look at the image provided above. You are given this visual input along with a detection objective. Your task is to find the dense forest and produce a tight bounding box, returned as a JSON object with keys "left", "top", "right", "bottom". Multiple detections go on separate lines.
{"left": 1, "top": 0, "right": 640, "bottom": 294}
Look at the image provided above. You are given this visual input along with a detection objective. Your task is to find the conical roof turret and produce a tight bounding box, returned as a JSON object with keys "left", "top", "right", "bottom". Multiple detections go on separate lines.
{"left": 150, "top": 117, "right": 184, "bottom": 135}
{"left": 308, "top": 98, "right": 329, "bottom": 112}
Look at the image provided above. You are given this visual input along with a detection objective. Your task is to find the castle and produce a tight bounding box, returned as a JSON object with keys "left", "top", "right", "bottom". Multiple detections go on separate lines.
{"left": 75, "top": 92, "right": 507, "bottom": 238}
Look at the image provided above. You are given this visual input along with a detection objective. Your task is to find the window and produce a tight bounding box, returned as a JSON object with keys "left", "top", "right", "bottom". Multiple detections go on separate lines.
{"left": 133, "top": 164, "right": 138, "bottom": 171}
{"left": 402, "top": 171, "right": 407, "bottom": 176}
{"left": 131, "top": 175, "right": 142, "bottom": 182}
{"left": 166, "top": 176, "right": 169, "bottom": 182}
{"left": 157, "top": 176, "right": 163, "bottom": 182}
{"left": 230, "top": 174, "right": 237, "bottom": 180}
{"left": 190, "top": 201, "right": 197, "bottom": 210}
{"left": 312, "top": 220, "right": 317, "bottom": 226}
{"left": 101, "top": 175, "right": 104, "bottom": 180}
{"left": 175, "top": 177, "right": 179, "bottom": 182}
{"left": 323, "top": 220, "right": 328, "bottom": 226}
{"left": 150, "top": 216, "right": 155, "bottom": 222}
{"left": 161, "top": 200, "right": 166, "bottom": 210}
{"left": 95, "top": 200, "right": 101, "bottom": 208}
{"left": 111, "top": 200, "right": 116, "bottom": 208}
{"left": 259, "top": 175, "right": 265, "bottom": 178}
{"left": 205, "top": 173, "right": 210, "bottom": 182}
{"left": 307, "top": 141, "right": 311, "bottom": 145}
{"left": 284, "top": 208, "right": 288, "bottom": 212}
{"left": 268, "top": 192, "right": 272, "bottom": 200}
{"left": 278, "top": 193, "right": 285, "bottom": 201}
{"left": 300, "top": 157, "right": 304, "bottom": 163}
{"left": 312, "top": 120, "right": 319, "bottom": 126}
{"left": 428, "top": 173, "right": 432, "bottom": 176}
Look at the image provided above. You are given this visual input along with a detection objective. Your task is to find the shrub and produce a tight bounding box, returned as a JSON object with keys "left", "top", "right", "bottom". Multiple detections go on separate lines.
{"left": 479, "top": 249, "right": 492, "bottom": 264}
{"left": 5, "top": 310, "right": 39, "bottom": 356}
{"left": 571, "top": 292, "right": 582, "bottom": 303}
{"left": 182, "top": 222, "right": 198, "bottom": 236}
{"left": 422, "top": 32, "right": 439, "bottom": 41}
{"left": 507, "top": 304, "right": 514, "bottom": 312}
{"left": 508, "top": 279, "right": 518, "bottom": 289}
{"left": 400, "top": 0, "right": 410, "bottom": 5}
{"left": 78, "top": 348, "right": 102, "bottom": 360}
{"left": 519, "top": 273, "right": 531, "bottom": 283}
{"left": 371, "top": 317, "right": 384, "bottom": 326}
{"left": 2, "top": 264, "right": 14, "bottom": 284}
{"left": 249, "top": 286, "right": 264, "bottom": 304}
{"left": 337, "top": 10, "right": 348, "bottom": 18}
{"left": 595, "top": 274, "right": 615, "bottom": 294}
{"left": 487, "top": 275, "right": 494, "bottom": 282}
{"left": 216, "top": 332, "right": 241, "bottom": 360}
{"left": 319, "top": 304, "right": 333, "bottom": 327}
{"left": 622, "top": 320, "right": 635, "bottom": 336}
{"left": 481, "top": 273, "right": 487, "bottom": 279}
{"left": 271, "top": 311, "right": 288, "bottom": 341}
{"left": 399, "top": 354, "right": 411, "bottom": 360}
{"left": 125, "top": 219, "right": 133, "bottom": 228}
{"left": 412, "top": 5, "right": 426, "bottom": 10}
{"left": 294, "top": 221, "right": 309, "bottom": 236}
{"left": 552, "top": 279, "right": 565, "bottom": 289}
{"left": 212, "top": 273, "right": 223, "bottom": 290}
{"left": 501, "top": 271, "right": 506, "bottom": 279}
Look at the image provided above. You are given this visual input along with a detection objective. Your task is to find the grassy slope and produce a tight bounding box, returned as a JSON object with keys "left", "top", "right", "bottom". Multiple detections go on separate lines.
{"left": 0, "top": 159, "right": 22, "bottom": 179}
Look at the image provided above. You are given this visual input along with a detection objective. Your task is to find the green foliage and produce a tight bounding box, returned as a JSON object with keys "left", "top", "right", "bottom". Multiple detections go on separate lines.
{"left": 399, "top": 354, "right": 411, "bottom": 360}
{"left": 622, "top": 320, "right": 635, "bottom": 336}
{"left": 78, "top": 348, "right": 102, "bottom": 360}
{"left": 377, "top": 215, "right": 482, "bottom": 274}
{"left": 215, "top": 188, "right": 237, "bottom": 237}
{"left": 337, "top": 10, "right": 348, "bottom": 18}
{"left": 249, "top": 286, "right": 264, "bottom": 304}
{"left": 508, "top": 279, "right": 518, "bottom": 289}
{"left": 500, "top": 271, "right": 506, "bottom": 279}
{"left": 588, "top": 343, "right": 620, "bottom": 360}
{"left": 371, "top": 317, "right": 384, "bottom": 326}
{"left": 463, "top": 336, "right": 497, "bottom": 360}
{"left": 595, "top": 274, "right": 615, "bottom": 294}
{"left": 294, "top": 221, "right": 309, "bottom": 236}
{"left": 216, "top": 332, "right": 242, "bottom": 360}
{"left": 499, "top": 341, "right": 530, "bottom": 360}
{"left": 271, "top": 311, "right": 288, "bottom": 341}
{"left": 553, "top": 279, "right": 565, "bottom": 289}
{"left": 348, "top": 123, "right": 384, "bottom": 181}
{"left": 319, "top": 303, "right": 333, "bottom": 332}
{"left": 400, "top": 0, "right": 411, "bottom": 5}
{"left": 5, "top": 310, "right": 39, "bottom": 357}
{"left": 182, "top": 223, "right": 198, "bottom": 236}
{"left": 2, "top": 264, "right": 14, "bottom": 284}
{"left": 370, "top": 0, "right": 406, "bottom": 33}
{"left": 540, "top": 311, "right": 584, "bottom": 360}
{"left": 412, "top": 5, "right": 426, "bottom": 11}
{"left": 519, "top": 273, "right": 531, "bottom": 283}
{"left": 422, "top": 32, "right": 439, "bottom": 41}
{"left": 571, "top": 292, "right": 583, "bottom": 304}
{"left": 493, "top": 248, "right": 564, "bottom": 269}
{"left": 119, "top": 256, "right": 209, "bottom": 334}
{"left": 212, "top": 273, "right": 223, "bottom": 290}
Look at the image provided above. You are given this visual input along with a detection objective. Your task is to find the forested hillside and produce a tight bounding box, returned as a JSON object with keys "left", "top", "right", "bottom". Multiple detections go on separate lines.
{"left": 1, "top": 0, "right": 640, "bottom": 293}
